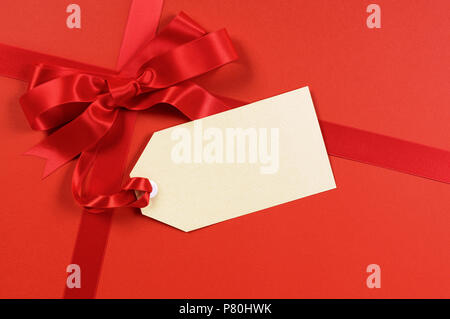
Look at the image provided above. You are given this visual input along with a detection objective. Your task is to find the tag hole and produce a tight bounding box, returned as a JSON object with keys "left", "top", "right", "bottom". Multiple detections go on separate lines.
{"left": 149, "top": 180, "right": 158, "bottom": 199}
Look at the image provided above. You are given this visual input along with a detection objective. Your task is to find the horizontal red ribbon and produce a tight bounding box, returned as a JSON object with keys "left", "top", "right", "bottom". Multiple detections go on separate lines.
{"left": 321, "top": 121, "right": 450, "bottom": 184}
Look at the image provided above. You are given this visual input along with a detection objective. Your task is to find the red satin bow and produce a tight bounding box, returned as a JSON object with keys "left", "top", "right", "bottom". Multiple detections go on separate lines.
{"left": 20, "top": 12, "right": 242, "bottom": 212}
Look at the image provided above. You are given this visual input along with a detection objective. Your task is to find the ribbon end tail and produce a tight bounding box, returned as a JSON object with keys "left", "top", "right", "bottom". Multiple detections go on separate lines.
{"left": 41, "top": 162, "right": 56, "bottom": 179}
{"left": 23, "top": 148, "right": 42, "bottom": 158}
{"left": 23, "top": 148, "right": 63, "bottom": 179}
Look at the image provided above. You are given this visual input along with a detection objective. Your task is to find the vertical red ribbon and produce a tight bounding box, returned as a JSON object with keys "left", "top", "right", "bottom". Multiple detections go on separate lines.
{"left": 63, "top": 0, "right": 163, "bottom": 298}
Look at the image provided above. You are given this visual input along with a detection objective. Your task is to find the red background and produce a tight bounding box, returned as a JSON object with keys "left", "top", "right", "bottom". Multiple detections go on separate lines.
{"left": 0, "top": 0, "right": 449, "bottom": 298}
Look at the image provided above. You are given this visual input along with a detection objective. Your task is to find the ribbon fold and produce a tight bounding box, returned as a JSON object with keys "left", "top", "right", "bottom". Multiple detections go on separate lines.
{"left": 20, "top": 12, "right": 240, "bottom": 212}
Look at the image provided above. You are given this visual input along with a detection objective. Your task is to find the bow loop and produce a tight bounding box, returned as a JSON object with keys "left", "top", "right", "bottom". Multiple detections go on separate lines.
{"left": 139, "top": 29, "right": 238, "bottom": 88}
{"left": 20, "top": 71, "right": 107, "bottom": 130}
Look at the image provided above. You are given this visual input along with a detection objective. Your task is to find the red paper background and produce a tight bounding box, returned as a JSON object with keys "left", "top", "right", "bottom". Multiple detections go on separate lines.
{"left": 0, "top": 0, "right": 131, "bottom": 69}
{"left": 0, "top": 0, "right": 449, "bottom": 298}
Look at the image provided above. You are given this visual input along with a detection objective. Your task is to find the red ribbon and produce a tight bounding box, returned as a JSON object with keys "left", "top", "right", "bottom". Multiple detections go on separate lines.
{"left": 20, "top": 12, "right": 243, "bottom": 212}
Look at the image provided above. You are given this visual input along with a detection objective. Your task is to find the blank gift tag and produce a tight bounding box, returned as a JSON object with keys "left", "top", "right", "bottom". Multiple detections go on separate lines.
{"left": 131, "top": 87, "right": 336, "bottom": 231}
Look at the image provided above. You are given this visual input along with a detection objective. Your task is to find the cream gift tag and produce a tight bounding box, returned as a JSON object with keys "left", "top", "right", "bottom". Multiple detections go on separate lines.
{"left": 131, "top": 87, "right": 336, "bottom": 231}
